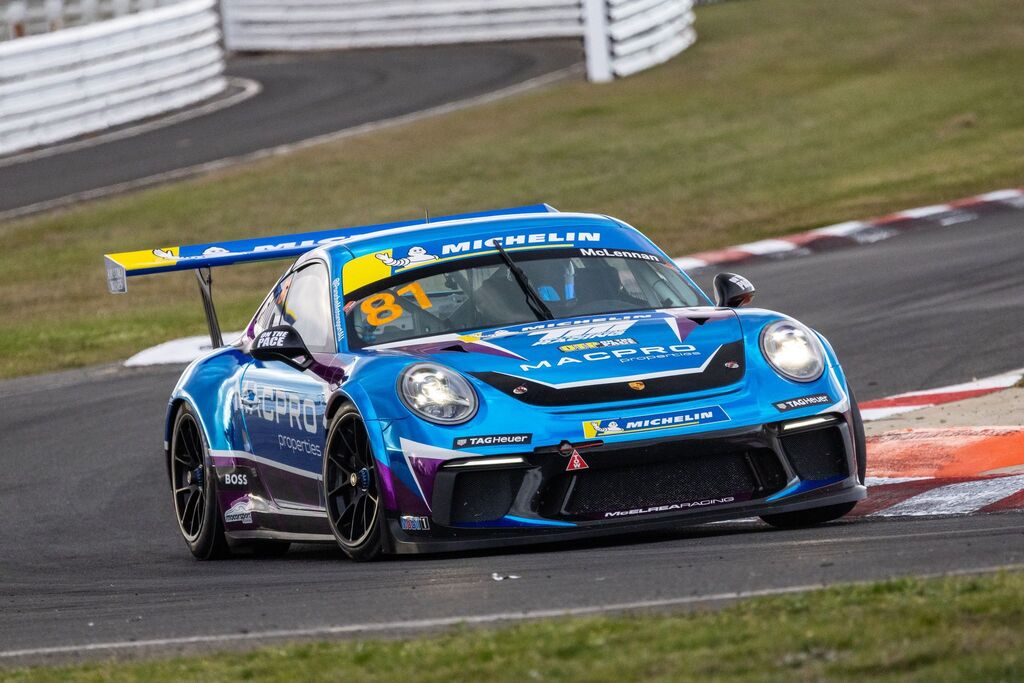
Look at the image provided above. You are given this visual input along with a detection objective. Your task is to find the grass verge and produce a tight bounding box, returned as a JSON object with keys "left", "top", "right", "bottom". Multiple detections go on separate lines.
{"left": 7, "top": 572, "right": 1024, "bottom": 681}
{"left": 2, "top": 0, "right": 1023, "bottom": 379}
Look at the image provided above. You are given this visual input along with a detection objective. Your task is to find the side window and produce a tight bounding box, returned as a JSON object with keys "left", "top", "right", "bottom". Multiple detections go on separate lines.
{"left": 283, "top": 263, "right": 335, "bottom": 353}
{"left": 251, "top": 274, "right": 291, "bottom": 337}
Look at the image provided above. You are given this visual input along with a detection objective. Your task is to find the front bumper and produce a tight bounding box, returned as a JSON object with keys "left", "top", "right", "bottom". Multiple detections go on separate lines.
{"left": 384, "top": 411, "right": 866, "bottom": 554}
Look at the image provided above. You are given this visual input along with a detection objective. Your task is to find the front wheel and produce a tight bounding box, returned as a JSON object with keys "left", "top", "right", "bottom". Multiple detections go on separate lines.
{"left": 323, "top": 405, "right": 387, "bottom": 561}
{"left": 169, "top": 403, "right": 230, "bottom": 559}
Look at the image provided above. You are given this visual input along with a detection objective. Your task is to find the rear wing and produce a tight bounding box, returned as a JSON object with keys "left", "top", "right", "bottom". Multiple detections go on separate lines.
{"left": 102, "top": 203, "right": 557, "bottom": 346}
{"left": 102, "top": 204, "right": 557, "bottom": 294}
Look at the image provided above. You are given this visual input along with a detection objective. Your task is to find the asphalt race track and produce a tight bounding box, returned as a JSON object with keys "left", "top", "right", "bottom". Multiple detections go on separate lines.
{"left": 0, "top": 42, "right": 582, "bottom": 218}
{"left": 1, "top": 205, "right": 1023, "bottom": 661}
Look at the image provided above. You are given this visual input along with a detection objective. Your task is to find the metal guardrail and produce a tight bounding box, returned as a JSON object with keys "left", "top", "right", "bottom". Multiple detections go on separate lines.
{"left": 0, "top": 0, "right": 226, "bottom": 156}
{"left": 221, "top": 0, "right": 697, "bottom": 82}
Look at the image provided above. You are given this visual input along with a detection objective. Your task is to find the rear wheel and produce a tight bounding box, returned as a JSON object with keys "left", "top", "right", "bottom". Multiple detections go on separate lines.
{"left": 323, "top": 405, "right": 386, "bottom": 561}
{"left": 170, "top": 404, "right": 230, "bottom": 559}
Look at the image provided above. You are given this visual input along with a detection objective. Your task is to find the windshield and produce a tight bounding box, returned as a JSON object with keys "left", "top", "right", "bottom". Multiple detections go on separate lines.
{"left": 344, "top": 249, "right": 704, "bottom": 349}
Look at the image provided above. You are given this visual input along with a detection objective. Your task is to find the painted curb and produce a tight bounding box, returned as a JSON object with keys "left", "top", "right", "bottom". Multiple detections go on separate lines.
{"left": 674, "top": 187, "right": 1024, "bottom": 271}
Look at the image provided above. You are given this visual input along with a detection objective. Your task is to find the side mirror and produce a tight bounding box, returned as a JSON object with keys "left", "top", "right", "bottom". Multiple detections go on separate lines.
{"left": 251, "top": 325, "right": 313, "bottom": 370}
{"left": 714, "top": 272, "right": 756, "bottom": 308}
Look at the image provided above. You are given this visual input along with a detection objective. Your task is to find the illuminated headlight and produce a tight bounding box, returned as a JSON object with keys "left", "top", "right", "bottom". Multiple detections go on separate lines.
{"left": 398, "top": 363, "right": 478, "bottom": 425}
{"left": 760, "top": 320, "right": 825, "bottom": 382}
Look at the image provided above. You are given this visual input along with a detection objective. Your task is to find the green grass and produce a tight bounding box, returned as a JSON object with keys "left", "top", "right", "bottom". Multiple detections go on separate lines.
{"left": 2, "top": 0, "right": 1023, "bottom": 379}
{"left": 7, "top": 572, "right": 1024, "bottom": 682}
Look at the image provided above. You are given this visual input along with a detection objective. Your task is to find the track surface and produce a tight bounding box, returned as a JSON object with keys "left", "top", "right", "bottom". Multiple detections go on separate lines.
{"left": 0, "top": 42, "right": 581, "bottom": 216}
{"left": 1, "top": 206, "right": 1022, "bottom": 661}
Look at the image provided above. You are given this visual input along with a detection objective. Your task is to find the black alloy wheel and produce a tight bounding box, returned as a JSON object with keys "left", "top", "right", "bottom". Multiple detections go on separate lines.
{"left": 324, "top": 405, "right": 385, "bottom": 561}
{"left": 170, "top": 404, "right": 229, "bottom": 559}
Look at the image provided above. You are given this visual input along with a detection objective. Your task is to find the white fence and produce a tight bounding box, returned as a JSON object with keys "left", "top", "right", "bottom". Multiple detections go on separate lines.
{"left": 584, "top": 0, "right": 695, "bottom": 81}
{"left": 221, "top": 0, "right": 697, "bottom": 82}
{"left": 0, "top": 0, "right": 226, "bottom": 156}
{"left": 219, "top": 0, "right": 586, "bottom": 50}
{"left": 1, "top": 0, "right": 182, "bottom": 40}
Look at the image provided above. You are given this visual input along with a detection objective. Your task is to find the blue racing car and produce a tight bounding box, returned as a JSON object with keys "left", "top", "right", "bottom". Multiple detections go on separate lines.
{"left": 104, "top": 204, "right": 866, "bottom": 560}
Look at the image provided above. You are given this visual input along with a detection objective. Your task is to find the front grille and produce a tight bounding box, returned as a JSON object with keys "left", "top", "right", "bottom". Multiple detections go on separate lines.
{"left": 450, "top": 469, "right": 525, "bottom": 523}
{"left": 781, "top": 426, "right": 849, "bottom": 480}
{"left": 561, "top": 448, "right": 785, "bottom": 517}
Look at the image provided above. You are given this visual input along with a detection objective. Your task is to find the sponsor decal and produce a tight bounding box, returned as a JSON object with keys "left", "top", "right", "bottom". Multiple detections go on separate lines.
{"left": 558, "top": 337, "right": 637, "bottom": 353}
{"left": 400, "top": 515, "right": 431, "bottom": 531}
{"left": 530, "top": 322, "right": 636, "bottom": 346}
{"left": 278, "top": 434, "right": 322, "bottom": 458}
{"left": 331, "top": 278, "right": 345, "bottom": 341}
{"left": 241, "top": 381, "right": 319, "bottom": 436}
{"left": 773, "top": 393, "right": 832, "bottom": 412}
{"left": 579, "top": 247, "right": 662, "bottom": 262}
{"left": 520, "top": 344, "right": 700, "bottom": 372}
{"left": 374, "top": 245, "right": 438, "bottom": 268}
{"left": 728, "top": 274, "right": 753, "bottom": 289}
{"left": 603, "top": 497, "right": 735, "bottom": 518}
{"left": 566, "top": 449, "right": 589, "bottom": 472}
{"left": 219, "top": 471, "right": 251, "bottom": 488}
{"left": 628, "top": 381, "right": 646, "bottom": 391}
{"left": 582, "top": 405, "right": 730, "bottom": 439}
{"left": 452, "top": 433, "right": 532, "bottom": 449}
{"left": 154, "top": 238, "right": 351, "bottom": 264}
{"left": 224, "top": 499, "right": 253, "bottom": 525}
{"left": 517, "top": 313, "right": 653, "bottom": 333}
{"left": 440, "top": 232, "right": 601, "bottom": 257}
{"left": 256, "top": 330, "right": 289, "bottom": 348}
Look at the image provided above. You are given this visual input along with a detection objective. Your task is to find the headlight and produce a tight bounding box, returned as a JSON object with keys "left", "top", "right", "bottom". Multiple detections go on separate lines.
{"left": 398, "top": 363, "right": 478, "bottom": 425}
{"left": 760, "top": 320, "right": 825, "bottom": 382}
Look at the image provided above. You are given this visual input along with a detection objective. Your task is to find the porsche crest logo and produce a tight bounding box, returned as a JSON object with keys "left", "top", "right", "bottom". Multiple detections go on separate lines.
{"left": 628, "top": 381, "right": 646, "bottom": 391}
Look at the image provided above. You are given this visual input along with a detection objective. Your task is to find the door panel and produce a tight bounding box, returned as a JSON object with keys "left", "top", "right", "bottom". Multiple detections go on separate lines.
{"left": 240, "top": 361, "right": 327, "bottom": 510}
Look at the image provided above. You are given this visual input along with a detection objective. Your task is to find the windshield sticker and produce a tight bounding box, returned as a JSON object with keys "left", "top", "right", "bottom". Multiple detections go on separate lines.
{"left": 342, "top": 232, "right": 604, "bottom": 294}
{"left": 583, "top": 406, "right": 729, "bottom": 439}
{"left": 359, "top": 282, "right": 433, "bottom": 326}
{"left": 579, "top": 247, "right": 662, "bottom": 262}
{"left": 374, "top": 246, "right": 438, "bottom": 268}
{"left": 442, "top": 232, "right": 600, "bottom": 256}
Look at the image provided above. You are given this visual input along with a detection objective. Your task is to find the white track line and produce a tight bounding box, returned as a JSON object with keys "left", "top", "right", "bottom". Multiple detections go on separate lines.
{"left": 0, "top": 78, "right": 262, "bottom": 169}
{"left": 0, "top": 64, "right": 584, "bottom": 224}
{"left": 3, "top": 563, "right": 1021, "bottom": 660}
{"left": 872, "top": 475, "right": 1024, "bottom": 517}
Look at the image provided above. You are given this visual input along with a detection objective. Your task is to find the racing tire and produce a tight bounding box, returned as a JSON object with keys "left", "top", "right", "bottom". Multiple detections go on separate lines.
{"left": 323, "top": 405, "right": 387, "bottom": 562}
{"left": 169, "top": 403, "right": 230, "bottom": 560}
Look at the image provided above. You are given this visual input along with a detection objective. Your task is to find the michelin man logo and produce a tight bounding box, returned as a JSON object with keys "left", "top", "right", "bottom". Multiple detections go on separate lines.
{"left": 590, "top": 420, "right": 624, "bottom": 435}
{"left": 375, "top": 246, "right": 438, "bottom": 268}
{"left": 152, "top": 248, "right": 178, "bottom": 261}
{"left": 152, "top": 246, "right": 230, "bottom": 262}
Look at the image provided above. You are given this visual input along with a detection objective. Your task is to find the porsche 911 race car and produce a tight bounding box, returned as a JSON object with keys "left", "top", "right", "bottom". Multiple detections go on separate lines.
{"left": 104, "top": 204, "right": 866, "bottom": 560}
